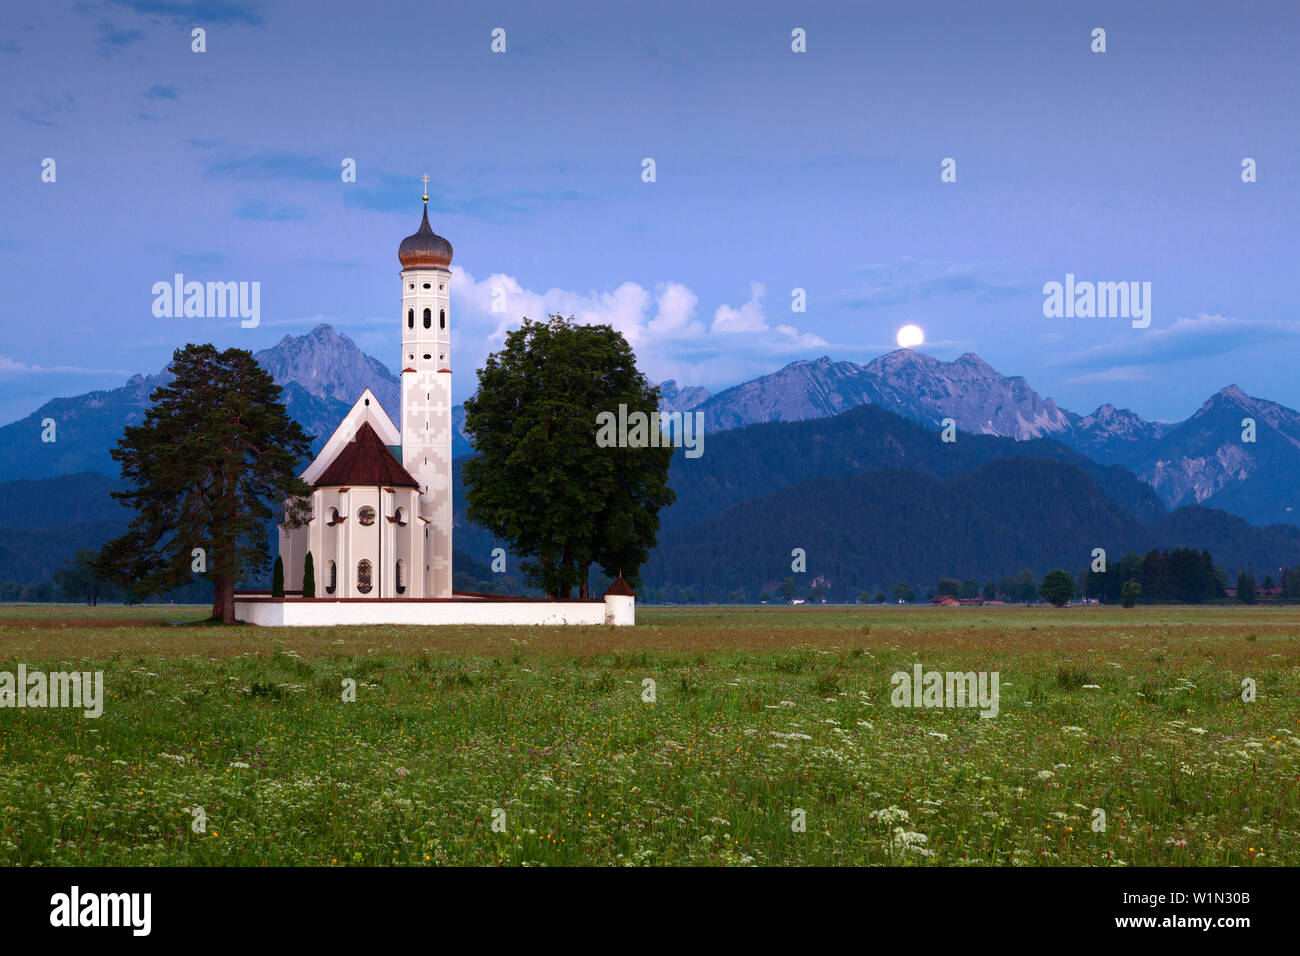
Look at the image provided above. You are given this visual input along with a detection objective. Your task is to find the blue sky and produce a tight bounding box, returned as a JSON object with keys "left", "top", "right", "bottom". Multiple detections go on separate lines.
{"left": 2, "top": 0, "right": 1298, "bottom": 425}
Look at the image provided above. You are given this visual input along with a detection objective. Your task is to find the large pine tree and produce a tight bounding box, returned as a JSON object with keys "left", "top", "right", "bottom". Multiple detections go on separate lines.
{"left": 95, "top": 344, "right": 312, "bottom": 622}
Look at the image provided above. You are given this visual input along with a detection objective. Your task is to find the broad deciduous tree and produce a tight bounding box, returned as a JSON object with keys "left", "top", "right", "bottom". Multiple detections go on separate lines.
{"left": 462, "top": 315, "right": 675, "bottom": 598}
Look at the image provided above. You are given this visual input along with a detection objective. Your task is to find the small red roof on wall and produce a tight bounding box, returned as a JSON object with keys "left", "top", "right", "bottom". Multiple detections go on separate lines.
{"left": 314, "top": 421, "right": 420, "bottom": 489}
{"left": 604, "top": 575, "right": 635, "bottom": 597}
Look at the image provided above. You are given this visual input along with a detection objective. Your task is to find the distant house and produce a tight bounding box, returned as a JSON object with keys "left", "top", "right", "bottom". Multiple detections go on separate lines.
{"left": 1225, "top": 588, "right": 1238, "bottom": 598}
{"left": 931, "top": 594, "right": 960, "bottom": 607}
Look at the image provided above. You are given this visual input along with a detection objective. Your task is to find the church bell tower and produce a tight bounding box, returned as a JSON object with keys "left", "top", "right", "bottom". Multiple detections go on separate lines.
{"left": 398, "top": 179, "right": 454, "bottom": 597}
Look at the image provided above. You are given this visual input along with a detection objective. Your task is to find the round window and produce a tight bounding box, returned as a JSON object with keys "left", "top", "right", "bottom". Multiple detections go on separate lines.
{"left": 357, "top": 506, "right": 376, "bottom": 526}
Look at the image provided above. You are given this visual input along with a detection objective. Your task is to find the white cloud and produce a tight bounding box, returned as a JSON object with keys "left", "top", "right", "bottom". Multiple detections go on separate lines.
{"left": 648, "top": 282, "right": 701, "bottom": 335}
{"left": 712, "top": 281, "right": 770, "bottom": 333}
{"left": 448, "top": 270, "right": 829, "bottom": 393}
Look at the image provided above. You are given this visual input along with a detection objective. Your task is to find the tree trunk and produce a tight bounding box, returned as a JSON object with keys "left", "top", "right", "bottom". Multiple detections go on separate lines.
{"left": 579, "top": 561, "right": 591, "bottom": 599}
{"left": 212, "top": 573, "right": 236, "bottom": 624}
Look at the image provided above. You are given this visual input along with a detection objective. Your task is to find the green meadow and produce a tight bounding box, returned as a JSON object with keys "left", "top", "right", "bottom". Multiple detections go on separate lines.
{"left": 0, "top": 602, "right": 1295, "bottom": 866}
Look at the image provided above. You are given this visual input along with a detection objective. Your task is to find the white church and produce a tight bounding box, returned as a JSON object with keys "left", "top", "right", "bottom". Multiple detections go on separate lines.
{"left": 234, "top": 193, "right": 635, "bottom": 627}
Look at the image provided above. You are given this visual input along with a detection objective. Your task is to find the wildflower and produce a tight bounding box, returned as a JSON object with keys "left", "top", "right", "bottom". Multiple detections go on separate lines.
{"left": 869, "top": 806, "right": 909, "bottom": 825}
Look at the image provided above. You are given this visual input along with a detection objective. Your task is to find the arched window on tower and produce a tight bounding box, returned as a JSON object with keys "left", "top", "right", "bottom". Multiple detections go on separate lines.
{"left": 423, "top": 308, "right": 431, "bottom": 329}
{"left": 326, "top": 560, "right": 337, "bottom": 595}
{"left": 395, "top": 559, "right": 406, "bottom": 595}
{"left": 407, "top": 308, "right": 414, "bottom": 329}
{"left": 356, "top": 559, "right": 373, "bottom": 594}
{"left": 439, "top": 309, "right": 446, "bottom": 330}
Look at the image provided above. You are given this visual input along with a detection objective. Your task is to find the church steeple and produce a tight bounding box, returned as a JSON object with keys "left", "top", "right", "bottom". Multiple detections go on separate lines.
{"left": 398, "top": 181, "right": 454, "bottom": 598}
{"left": 398, "top": 180, "right": 453, "bottom": 270}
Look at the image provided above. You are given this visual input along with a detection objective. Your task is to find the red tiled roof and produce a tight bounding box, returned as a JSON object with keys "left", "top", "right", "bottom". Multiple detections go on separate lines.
{"left": 604, "top": 575, "right": 635, "bottom": 597}
{"left": 314, "top": 421, "right": 419, "bottom": 489}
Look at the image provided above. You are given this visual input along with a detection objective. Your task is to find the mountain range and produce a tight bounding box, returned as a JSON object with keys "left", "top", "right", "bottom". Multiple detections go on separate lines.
{"left": 637, "top": 411, "right": 1300, "bottom": 599}
{"left": 656, "top": 350, "right": 1300, "bottom": 528}
{"left": 1, "top": 324, "right": 1296, "bottom": 593}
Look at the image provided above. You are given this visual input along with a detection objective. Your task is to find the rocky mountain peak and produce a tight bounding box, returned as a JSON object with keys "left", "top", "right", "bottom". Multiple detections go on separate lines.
{"left": 254, "top": 324, "right": 399, "bottom": 412}
{"left": 657, "top": 379, "right": 711, "bottom": 413}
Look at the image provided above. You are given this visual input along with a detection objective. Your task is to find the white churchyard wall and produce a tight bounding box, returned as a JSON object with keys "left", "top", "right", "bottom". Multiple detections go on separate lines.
{"left": 234, "top": 596, "right": 630, "bottom": 627}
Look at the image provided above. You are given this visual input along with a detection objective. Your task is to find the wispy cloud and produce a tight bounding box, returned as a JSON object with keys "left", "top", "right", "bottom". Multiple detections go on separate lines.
{"left": 840, "top": 257, "right": 1032, "bottom": 308}
{"left": 201, "top": 149, "right": 340, "bottom": 183}
{"left": 234, "top": 198, "right": 308, "bottom": 221}
{"left": 342, "top": 173, "right": 594, "bottom": 219}
{"left": 196, "top": 147, "right": 593, "bottom": 219}
{"left": 17, "top": 91, "right": 75, "bottom": 127}
{"left": 1050, "top": 313, "right": 1300, "bottom": 372}
{"left": 94, "top": 20, "right": 144, "bottom": 56}
{"left": 173, "top": 251, "right": 229, "bottom": 269}
{"left": 108, "top": 0, "right": 264, "bottom": 26}
{"left": 0, "top": 356, "right": 133, "bottom": 377}
{"left": 144, "top": 84, "right": 179, "bottom": 99}
{"left": 1063, "top": 367, "right": 1154, "bottom": 386}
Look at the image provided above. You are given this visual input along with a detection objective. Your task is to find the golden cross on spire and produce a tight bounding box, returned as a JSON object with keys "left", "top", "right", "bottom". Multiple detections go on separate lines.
{"left": 421, "top": 174, "right": 429, "bottom": 202}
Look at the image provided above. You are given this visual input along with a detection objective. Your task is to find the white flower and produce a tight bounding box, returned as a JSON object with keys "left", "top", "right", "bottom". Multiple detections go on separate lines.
{"left": 890, "top": 828, "right": 933, "bottom": 856}
{"left": 870, "top": 806, "right": 909, "bottom": 825}
{"left": 1036, "top": 770, "right": 1055, "bottom": 781}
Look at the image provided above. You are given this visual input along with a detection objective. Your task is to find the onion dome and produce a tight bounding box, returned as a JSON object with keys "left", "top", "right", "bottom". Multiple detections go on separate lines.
{"left": 398, "top": 200, "right": 453, "bottom": 270}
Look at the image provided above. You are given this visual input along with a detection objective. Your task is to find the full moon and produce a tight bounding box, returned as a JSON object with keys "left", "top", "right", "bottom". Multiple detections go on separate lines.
{"left": 896, "top": 324, "right": 925, "bottom": 348}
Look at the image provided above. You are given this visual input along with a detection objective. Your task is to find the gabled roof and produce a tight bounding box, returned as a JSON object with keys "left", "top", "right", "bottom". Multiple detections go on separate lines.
{"left": 314, "top": 421, "right": 419, "bottom": 489}
{"left": 301, "top": 388, "right": 400, "bottom": 485}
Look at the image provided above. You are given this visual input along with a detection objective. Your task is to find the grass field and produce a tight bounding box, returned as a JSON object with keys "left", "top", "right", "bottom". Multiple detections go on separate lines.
{"left": 0, "top": 602, "right": 1296, "bottom": 866}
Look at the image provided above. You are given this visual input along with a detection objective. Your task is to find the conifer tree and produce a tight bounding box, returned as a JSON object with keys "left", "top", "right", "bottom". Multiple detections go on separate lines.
{"left": 302, "top": 551, "right": 316, "bottom": 598}
{"left": 94, "top": 344, "right": 312, "bottom": 622}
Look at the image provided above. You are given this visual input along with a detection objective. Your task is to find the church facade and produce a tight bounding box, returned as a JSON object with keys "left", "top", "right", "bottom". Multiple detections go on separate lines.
{"left": 239, "top": 195, "right": 635, "bottom": 627}
{"left": 277, "top": 196, "right": 455, "bottom": 601}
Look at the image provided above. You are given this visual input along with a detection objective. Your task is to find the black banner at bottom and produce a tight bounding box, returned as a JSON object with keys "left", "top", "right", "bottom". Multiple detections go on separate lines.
{"left": 0, "top": 865, "right": 1277, "bottom": 942}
